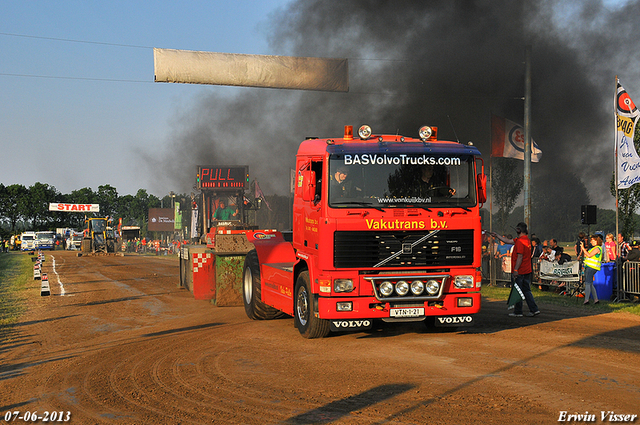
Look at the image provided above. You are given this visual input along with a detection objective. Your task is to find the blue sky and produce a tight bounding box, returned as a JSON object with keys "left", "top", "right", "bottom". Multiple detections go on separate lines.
{"left": 1, "top": 0, "right": 638, "bottom": 212}
{"left": 0, "top": 0, "right": 292, "bottom": 197}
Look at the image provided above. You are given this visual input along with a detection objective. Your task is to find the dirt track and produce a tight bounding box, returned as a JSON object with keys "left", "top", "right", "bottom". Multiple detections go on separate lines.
{"left": 1, "top": 250, "right": 639, "bottom": 424}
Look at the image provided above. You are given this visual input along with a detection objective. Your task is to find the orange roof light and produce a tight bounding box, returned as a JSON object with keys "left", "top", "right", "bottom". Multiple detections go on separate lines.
{"left": 344, "top": 125, "right": 353, "bottom": 140}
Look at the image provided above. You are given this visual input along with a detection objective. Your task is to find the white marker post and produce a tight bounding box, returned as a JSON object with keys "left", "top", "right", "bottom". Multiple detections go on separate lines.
{"left": 41, "top": 273, "right": 50, "bottom": 296}
{"left": 33, "top": 262, "right": 41, "bottom": 280}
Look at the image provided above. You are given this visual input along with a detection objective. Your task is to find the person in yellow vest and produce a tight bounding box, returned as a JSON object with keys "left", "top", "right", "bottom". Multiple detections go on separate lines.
{"left": 580, "top": 234, "right": 602, "bottom": 305}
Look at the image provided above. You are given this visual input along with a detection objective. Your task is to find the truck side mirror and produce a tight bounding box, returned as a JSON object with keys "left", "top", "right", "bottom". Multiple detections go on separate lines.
{"left": 477, "top": 173, "right": 487, "bottom": 204}
{"left": 301, "top": 170, "right": 316, "bottom": 202}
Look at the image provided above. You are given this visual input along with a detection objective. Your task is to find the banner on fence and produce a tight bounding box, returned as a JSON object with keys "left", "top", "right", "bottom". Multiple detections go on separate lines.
{"left": 540, "top": 260, "right": 580, "bottom": 282}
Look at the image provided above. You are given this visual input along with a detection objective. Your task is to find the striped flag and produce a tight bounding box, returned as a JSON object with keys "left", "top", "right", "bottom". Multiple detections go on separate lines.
{"left": 491, "top": 114, "right": 542, "bottom": 162}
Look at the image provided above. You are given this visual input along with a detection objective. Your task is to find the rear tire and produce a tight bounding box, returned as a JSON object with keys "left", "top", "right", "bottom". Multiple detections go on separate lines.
{"left": 81, "top": 238, "right": 91, "bottom": 253}
{"left": 242, "top": 250, "right": 283, "bottom": 320}
{"left": 294, "top": 271, "right": 330, "bottom": 339}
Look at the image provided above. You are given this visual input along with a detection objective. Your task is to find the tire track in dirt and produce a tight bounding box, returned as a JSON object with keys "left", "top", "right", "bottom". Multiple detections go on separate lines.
{"left": 4, "top": 251, "right": 640, "bottom": 425}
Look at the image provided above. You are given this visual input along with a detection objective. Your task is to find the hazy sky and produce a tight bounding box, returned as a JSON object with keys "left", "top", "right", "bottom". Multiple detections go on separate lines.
{"left": 0, "top": 0, "right": 291, "bottom": 196}
{"left": 1, "top": 0, "right": 638, "bottom": 212}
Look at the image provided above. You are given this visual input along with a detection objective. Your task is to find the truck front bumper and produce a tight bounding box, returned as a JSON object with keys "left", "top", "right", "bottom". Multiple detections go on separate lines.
{"left": 317, "top": 291, "right": 481, "bottom": 320}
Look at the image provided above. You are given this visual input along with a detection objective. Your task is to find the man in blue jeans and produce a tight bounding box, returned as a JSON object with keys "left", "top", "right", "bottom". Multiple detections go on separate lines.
{"left": 492, "top": 222, "right": 540, "bottom": 317}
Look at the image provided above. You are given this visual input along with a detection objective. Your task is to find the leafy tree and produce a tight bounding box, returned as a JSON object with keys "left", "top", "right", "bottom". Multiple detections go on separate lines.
{"left": 22, "top": 183, "right": 58, "bottom": 229}
{"left": 491, "top": 158, "right": 523, "bottom": 234}
{"left": 127, "top": 189, "right": 161, "bottom": 235}
{"left": 63, "top": 187, "right": 97, "bottom": 228}
{"left": 97, "top": 184, "right": 119, "bottom": 218}
{"left": 0, "top": 184, "right": 28, "bottom": 232}
{"left": 116, "top": 194, "right": 136, "bottom": 225}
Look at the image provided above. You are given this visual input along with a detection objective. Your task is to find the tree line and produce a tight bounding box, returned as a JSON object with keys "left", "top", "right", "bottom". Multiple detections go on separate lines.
{"left": 0, "top": 183, "right": 186, "bottom": 237}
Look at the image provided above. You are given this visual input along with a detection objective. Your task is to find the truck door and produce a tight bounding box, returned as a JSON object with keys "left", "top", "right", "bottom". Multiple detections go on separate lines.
{"left": 293, "top": 159, "right": 323, "bottom": 252}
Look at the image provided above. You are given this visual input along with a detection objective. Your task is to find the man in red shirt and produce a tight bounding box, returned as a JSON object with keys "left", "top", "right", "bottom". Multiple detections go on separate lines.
{"left": 492, "top": 222, "right": 540, "bottom": 317}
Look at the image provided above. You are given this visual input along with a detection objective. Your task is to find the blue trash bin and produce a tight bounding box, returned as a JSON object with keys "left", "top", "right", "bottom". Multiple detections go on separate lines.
{"left": 593, "top": 262, "right": 616, "bottom": 300}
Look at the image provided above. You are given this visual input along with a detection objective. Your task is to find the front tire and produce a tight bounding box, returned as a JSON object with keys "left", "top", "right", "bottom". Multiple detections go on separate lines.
{"left": 294, "top": 271, "right": 330, "bottom": 339}
{"left": 242, "top": 250, "right": 283, "bottom": 320}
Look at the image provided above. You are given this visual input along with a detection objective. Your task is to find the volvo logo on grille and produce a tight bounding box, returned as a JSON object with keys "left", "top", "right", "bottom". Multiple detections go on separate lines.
{"left": 402, "top": 243, "right": 412, "bottom": 254}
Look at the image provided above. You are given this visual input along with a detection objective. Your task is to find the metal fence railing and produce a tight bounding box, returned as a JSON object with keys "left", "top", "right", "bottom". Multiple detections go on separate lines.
{"left": 621, "top": 261, "right": 640, "bottom": 300}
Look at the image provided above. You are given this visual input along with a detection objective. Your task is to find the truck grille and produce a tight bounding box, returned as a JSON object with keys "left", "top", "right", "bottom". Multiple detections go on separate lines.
{"left": 334, "top": 230, "right": 474, "bottom": 268}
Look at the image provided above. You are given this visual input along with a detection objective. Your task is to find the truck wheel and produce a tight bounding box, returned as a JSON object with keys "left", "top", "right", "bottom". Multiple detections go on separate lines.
{"left": 294, "top": 271, "right": 330, "bottom": 339}
{"left": 242, "top": 250, "right": 283, "bottom": 320}
{"left": 81, "top": 238, "right": 91, "bottom": 253}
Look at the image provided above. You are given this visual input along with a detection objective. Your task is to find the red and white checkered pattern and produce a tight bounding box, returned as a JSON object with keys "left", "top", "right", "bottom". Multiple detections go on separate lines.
{"left": 193, "top": 253, "right": 212, "bottom": 273}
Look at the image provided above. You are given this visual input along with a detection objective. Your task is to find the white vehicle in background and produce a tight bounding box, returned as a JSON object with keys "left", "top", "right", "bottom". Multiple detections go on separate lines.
{"left": 36, "top": 231, "right": 56, "bottom": 251}
{"left": 20, "top": 231, "right": 37, "bottom": 251}
{"left": 66, "top": 232, "right": 83, "bottom": 250}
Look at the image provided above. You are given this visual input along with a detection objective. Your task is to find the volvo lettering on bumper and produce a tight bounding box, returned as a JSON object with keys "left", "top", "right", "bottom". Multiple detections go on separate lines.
{"left": 330, "top": 320, "right": 373, "bottom": 332}
{"left": 434, "top": 316, "right": 474, "bottom": 327}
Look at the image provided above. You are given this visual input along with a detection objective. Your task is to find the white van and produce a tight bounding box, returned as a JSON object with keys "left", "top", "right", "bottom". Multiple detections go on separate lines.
{"left": 21, "top": 231, "right": 37, "bottom": 251}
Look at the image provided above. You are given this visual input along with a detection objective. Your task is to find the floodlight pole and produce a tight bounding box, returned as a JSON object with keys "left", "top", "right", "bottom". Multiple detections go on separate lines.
{"left": 524, "top": 46, "right": 532, "bottom": 231}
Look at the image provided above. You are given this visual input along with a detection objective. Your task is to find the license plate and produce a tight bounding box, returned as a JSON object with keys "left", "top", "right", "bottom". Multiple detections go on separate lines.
{"left": 390, "top": 307, "right": 424, "bottom": 318}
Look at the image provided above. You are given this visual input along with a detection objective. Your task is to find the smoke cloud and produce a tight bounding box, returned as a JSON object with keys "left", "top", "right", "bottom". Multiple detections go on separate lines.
{"left": 142, "top": 0, "right": 640, "bottom": 213}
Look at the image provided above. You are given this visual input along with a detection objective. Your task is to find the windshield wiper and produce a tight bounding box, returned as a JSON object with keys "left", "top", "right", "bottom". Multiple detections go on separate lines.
{"left": 332, "top": 201, "right": 385, "bottom": 212}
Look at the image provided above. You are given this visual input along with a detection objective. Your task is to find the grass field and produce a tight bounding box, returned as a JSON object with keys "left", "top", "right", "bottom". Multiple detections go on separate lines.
{"left": 0, "top": 252, "right": 34, "bottom": 341}
{"left": 482, "top": 282, "right": 640, "bottom": 316}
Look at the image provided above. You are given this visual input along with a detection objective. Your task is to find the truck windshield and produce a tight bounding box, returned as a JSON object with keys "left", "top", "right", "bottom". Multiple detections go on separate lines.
{"left": 329, "top": 153, "right": 476, "bottom": 208}
{"left": 92, "top": 220, "right": 107, "bottom": 232}
{"left": 37, "top": 233, "right": 54, "bottom": 240}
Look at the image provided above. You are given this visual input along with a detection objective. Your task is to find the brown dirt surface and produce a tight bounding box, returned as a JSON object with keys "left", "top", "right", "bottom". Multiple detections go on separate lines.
{"left": 1, "top": 250, "right": 639, "bottom": 424}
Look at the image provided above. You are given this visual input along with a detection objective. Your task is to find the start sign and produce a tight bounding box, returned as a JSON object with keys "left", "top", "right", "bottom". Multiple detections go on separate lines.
{"left": 49, "top": 203, "right": 100, "bottom": 212}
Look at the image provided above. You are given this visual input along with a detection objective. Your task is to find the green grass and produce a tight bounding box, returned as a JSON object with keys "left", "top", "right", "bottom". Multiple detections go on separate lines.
{"left": 0, "top": 252, "right": 33, "bottom": 340}
{"left": 482, "top": 283, "right": 640, "bottom": 316}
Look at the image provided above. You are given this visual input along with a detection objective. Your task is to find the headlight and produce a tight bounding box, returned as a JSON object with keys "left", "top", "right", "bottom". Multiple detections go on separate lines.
{"left": 457, "top": 297, "right": 473, "bottom": 307}
{"left": 418, "top": 126, "right": 433, "bottom": 140}
{"left": 454, "top": 275, "right": 474, "bottom": 289}
{"left": 334, "top": 279, "right": 354, "bottom": 293}
{"left": 411, "top": 280, "right": 425, "bottom": 295}
{"left": 358, "top": 125, "right": 372, "bottom": 139}
{"left": 426, "top": 279, "right": 440, "bottom": 295}
{"left": 336, "top": 301, "right": 353, "bottom": 311}
{"left": 379, "top": 281, "right": 394, "bottom": 296}
{"left": 395, "top": 280, "right": 409, "bottom": 296}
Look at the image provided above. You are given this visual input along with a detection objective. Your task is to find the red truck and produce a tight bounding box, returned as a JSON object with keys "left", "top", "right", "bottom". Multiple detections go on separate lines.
{"left": 242, "top": 125, "right": 486, "bottom": 338}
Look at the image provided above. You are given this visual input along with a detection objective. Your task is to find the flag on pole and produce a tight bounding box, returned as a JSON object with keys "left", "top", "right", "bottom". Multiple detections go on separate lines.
{"left": 491, "top": 114, "right": 542, "bottom": 162}
{"left": 616, "top": 80, "right": 640, "bottom": 189}
{"left": 254, "top": 179, "right": 272, "bottom": 211}
{"left": 507, "top": 282, "right": 525, "bottom": 310}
